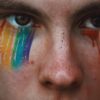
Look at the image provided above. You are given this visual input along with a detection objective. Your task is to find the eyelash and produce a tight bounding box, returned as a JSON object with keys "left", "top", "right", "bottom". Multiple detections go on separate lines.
{"left": 0, "top": 12, "right": 40, "bottom": 29}
{"left": 1, "top": 11, "right": 100, "bottom": 31}
{"left": 79, "top": 13, "right": 100, "bottom": 30}
{"left": 75, "top": 12, "right": 100, "bottom": 44}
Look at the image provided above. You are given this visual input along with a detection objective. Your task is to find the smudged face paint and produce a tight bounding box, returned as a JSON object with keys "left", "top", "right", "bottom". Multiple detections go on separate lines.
{"left": 81, "top": 28, "right": 100, "bottom": 54}
{"left": 80, "top": 17, "right": 100, "bottom": 54}
{"left": 0, "top": 15, "right": 36, "bottom": 70}
{"left": 81, "top": 28, "right": 99, "bottom": 47}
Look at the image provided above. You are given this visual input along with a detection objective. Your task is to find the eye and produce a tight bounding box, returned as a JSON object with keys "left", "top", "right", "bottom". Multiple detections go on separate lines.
{"left": 7, "top": 14, "right": 34, "bottom": 28}
{"left": 78, "top": 14, "right": 100, "bottom": 45}
{"left": 80, "top": 15, "right": 100, "bottom": 29}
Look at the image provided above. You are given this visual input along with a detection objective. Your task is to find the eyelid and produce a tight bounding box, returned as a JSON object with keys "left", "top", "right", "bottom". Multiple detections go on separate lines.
{"left": 0, "top": 10, "right": 41, "bottom": 24}
{"left": 72, "top": 6, "right": 100, "bottom": 28}
{"left": 76, "top": 12, "right": 100, "bottom": 29}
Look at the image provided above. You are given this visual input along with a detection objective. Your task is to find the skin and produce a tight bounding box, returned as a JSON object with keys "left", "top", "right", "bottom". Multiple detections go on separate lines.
{"left": 1, "top": 0, "right": 100, "bottom": 100}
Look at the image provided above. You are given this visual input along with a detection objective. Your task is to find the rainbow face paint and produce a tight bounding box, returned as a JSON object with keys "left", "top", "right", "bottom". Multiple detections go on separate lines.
{"left": 11, "top": 27, "right": 34, "bottom": 69}
{"left": 0, "top": 16, "right": 35, "bottom": 70}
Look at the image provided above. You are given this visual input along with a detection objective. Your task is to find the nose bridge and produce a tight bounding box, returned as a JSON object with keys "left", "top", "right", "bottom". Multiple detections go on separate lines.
{"left": 51, "top": 22, "right": 71, "bottom": 62}
{"left": 39, "top": 46, "right": 82, "bottom": 91}
{"left": 48, "top": 21, "right": 80, "bottom": 78}
{"left": 39, "top": 22, "right": 83, "bottom": 91}
{"left": 43, "top": 21, "right": 75, "bottom": 75}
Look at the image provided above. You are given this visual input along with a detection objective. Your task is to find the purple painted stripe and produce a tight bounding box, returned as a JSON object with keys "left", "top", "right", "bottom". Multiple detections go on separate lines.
{"left": 23, "top": 30, "right": 34, "bottom": 61}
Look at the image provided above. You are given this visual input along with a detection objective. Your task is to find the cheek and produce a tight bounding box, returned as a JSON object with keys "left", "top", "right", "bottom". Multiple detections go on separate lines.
{"left": 29, "top": 28, "right": 51, "bottom": 65}
{"left": 0, "top": 19, "right": 35, "bottom": 71}
{"left": 72, "top": 29, "right": 100, "bottom": 98}
{"left": 72, "top": 27, "right": 100, "bottom": 84}
{"left": 85, "top": 63, "right": 100, "bottom": 99}
{"left": 71, "top": 27, "right": 100, "bottom": 71}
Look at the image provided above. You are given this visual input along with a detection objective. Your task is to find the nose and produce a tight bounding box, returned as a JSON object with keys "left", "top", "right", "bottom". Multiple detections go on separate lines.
{"left": 39, "top": 60, "right": 83, "bottom": 92}
{"left": 39, "top": 26, "right": 83, "bottom": 92}
{"left": 39, "top": 48, "right": 83, "bottom": 92}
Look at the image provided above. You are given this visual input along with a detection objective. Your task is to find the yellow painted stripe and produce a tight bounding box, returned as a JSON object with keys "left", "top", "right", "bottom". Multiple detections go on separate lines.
{"left": 0, "top": 20, "right": 6, "bottom": 68}
{"left": 0, "top": 22, "right": 17, "bottom": 70}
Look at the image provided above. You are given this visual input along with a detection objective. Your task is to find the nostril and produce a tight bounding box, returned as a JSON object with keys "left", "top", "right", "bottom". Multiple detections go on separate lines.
{"left": 43, "top": 80, "right": 68, "bottom": 90}
{"left": 43, "top": 80, "right": 52, "bottom": 88}
{"left": 45, "top": 81, "right": 52, "bottom": 86}
{"left": 42, "top": 78, "right": 82, "bottom": 91}
{"left": 39, "top": 62, "right": 83, "bottom": 92}
{"left": 67, "top": 80, "right": 82, "bottom": 92}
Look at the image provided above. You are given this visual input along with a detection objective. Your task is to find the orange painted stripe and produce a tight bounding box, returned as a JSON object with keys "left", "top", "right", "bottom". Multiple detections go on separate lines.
{"left": 0, "top": 22, "right": 17, "bottom": 70}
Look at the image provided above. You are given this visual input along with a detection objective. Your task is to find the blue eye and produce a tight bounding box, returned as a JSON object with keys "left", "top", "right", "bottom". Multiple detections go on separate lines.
{"left": 7, "top": 15, "right": 33, "bottom": 28}
{"left": 80, "top": 15, "right": 100, "bottom": 30}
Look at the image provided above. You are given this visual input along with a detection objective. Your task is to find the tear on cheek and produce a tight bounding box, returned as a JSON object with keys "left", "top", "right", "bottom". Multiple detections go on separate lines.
{"left": 81, "top": 28, "right": 100, "bottom": 53}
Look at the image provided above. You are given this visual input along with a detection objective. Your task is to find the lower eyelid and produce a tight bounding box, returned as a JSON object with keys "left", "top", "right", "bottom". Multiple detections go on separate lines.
{"left": 7, "top": 16, "right": 18, "bottom": 28}
{"left": 81, "top": 28, "right": 99, "bottom": 41}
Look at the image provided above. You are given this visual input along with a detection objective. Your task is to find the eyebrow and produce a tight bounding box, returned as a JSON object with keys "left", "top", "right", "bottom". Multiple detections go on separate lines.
{"left": 0, "top": 0, "right": 38, "bottom": 13}
{"left": 72, "top": 2, "right": 100, "bottom": 26}
{"left": 0, "top": 0, "right": 100, "bottom": 26}
{"left": 76, "top": 2, "right": 100, "bottom": 16}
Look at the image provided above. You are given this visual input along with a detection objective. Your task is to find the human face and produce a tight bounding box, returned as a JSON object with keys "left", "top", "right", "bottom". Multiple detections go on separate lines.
{"left": 0, "top": 0, "right": 100, "bottom": 100}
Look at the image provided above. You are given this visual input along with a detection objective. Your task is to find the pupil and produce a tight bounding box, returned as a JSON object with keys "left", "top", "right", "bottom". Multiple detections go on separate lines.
{"left": 15, "top": 15, "right": 31, "bottom": 26}
{"left": 91, "top": 17, "right": 100, "bottom": 27}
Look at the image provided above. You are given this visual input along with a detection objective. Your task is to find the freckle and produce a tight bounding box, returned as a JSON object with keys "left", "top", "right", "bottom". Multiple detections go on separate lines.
{"left": 61, "top": 32, "right": 64, "bottom": 46}
{"left": 30, "top": 60, "right": 34, "bottom": 65}
{"left": 62, "top": 32, "right": 64, "bottom": 39}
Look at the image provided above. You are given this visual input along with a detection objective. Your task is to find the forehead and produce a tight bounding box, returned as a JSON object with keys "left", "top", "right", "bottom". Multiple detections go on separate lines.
{"left": 14, "top": 0, "right": 100, "bottom": 17}
{"left": 19, "top": 0, "right": 99, "bottom": 10}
